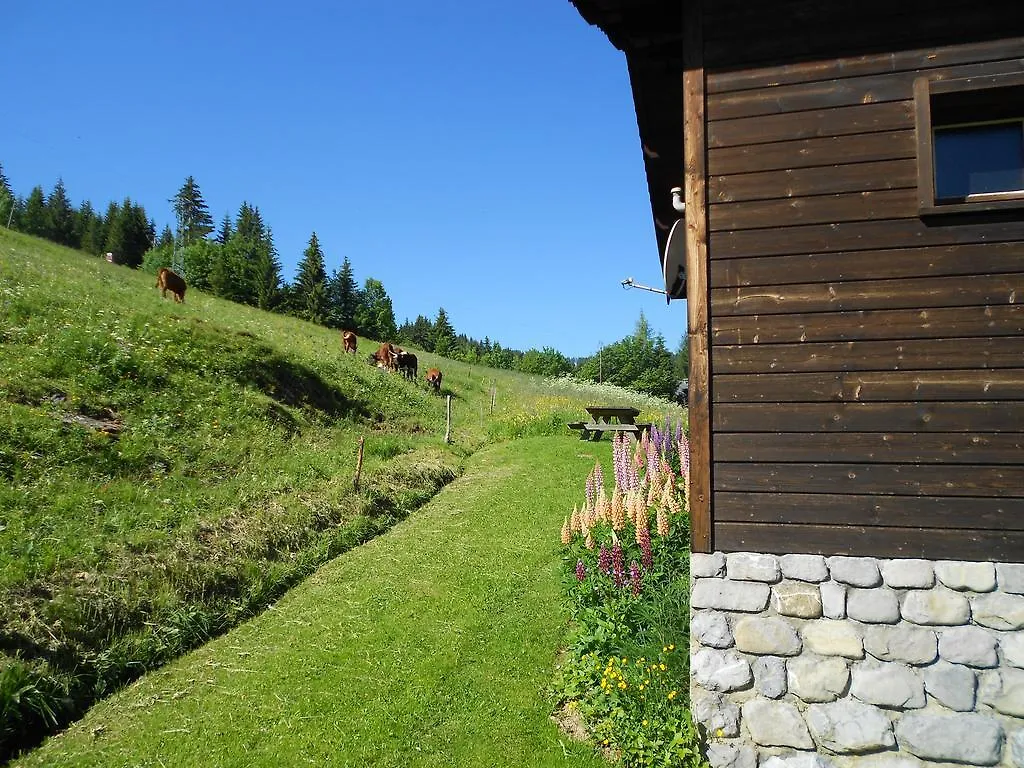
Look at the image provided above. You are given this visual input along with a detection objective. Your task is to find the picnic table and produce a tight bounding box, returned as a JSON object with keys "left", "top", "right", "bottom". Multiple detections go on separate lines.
{"left": 567, "top": 406, "right": 651, "bottom": 441}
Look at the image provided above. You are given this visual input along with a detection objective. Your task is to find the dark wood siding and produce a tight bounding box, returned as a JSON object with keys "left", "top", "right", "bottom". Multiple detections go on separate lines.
{"left": 701, "top": 5, "right": 1024, "bottom": 560}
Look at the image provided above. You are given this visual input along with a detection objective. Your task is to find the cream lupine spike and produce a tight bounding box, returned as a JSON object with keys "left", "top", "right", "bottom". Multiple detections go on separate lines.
{"left": 570, "top": 505, "right": 581, "bottom": 536}
{"left": 561, "top": 516, "right": 571, "bottom": 545}
{"left": 646, "top": 473, "right": 659, "bottom": 508}
{"left": 663, "top": 482, "right": 682, "bottom": 515}
{"left": 634, "top": 504, "right": 649, "bottom": 545}
{"left": 656, "top": 507, "right": 670, "bottom": 537}
{"left": 584, "top": 531, "right": 596, "bottom": 550}
{"left": 596, "top": 487, "right": 609, "bottom": 523}
{"left": 611, "top": 487, "right": 626, "bottom": 531}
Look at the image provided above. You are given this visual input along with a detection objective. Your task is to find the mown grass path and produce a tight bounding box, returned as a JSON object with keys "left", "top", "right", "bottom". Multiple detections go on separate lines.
{"left": 17, "top": 437, "right": 612, "bottom": 768}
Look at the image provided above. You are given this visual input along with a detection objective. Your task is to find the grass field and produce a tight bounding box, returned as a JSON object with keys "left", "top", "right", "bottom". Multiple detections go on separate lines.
{"left": 0, "top": 228, "right": 687, "bottom": 762}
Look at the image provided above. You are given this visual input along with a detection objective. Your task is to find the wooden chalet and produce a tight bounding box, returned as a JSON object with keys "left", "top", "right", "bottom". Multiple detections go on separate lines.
{"left": 570, "top": 0, "right": 1024, "bottom": 562}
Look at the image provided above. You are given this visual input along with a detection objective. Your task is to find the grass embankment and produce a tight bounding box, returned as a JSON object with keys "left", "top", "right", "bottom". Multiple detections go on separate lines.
{"left": 16, "top": 437, "right": 614, "bottom": 768}
{"left": 0, "top": 229, "right": 686, "bottom": 760}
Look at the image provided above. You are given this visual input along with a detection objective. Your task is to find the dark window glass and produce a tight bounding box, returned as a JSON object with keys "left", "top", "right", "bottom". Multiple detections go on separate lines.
{"left": 934, "top": 122, "right": 1024, "bottom": 199}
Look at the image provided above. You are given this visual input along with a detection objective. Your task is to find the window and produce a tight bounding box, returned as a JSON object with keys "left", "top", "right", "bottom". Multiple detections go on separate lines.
{"left": 914, "top": 72, "right": 1024, "bottom": 215}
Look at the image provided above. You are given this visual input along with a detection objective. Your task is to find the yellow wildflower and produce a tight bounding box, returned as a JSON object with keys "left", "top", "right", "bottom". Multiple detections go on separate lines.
{"left": 668, "top": 690, "right": 677, "bottom": 700}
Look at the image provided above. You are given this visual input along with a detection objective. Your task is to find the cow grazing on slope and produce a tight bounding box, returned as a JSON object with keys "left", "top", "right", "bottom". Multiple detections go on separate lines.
{"left": 396, "top": 350, "right": 417, "bottom": 380}
{"left": 155, "top": 267, "right": 187, "bottom": 303}
{"left": 425, "top": 368, "right": 442, "bottom": 395}
{"left": 342, "top": 330, "right": 358, "bottom": 354}
{"left": 370, "top": 342, "right": 398, "bottom": 371}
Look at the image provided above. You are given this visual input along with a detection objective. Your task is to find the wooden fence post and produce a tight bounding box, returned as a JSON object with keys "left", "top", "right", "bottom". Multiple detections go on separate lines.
{"left": 354, "top": 436, "right": 365, "bottom": 491}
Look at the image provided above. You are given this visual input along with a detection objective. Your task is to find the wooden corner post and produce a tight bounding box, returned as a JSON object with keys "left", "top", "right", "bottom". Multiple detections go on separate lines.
{"left": 683, "top": 0, "right": 712, "bottom": 554}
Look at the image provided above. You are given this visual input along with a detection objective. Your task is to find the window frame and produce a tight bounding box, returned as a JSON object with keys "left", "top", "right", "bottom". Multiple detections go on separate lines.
{"left": 914, "top": 71, "right": 1024, "bottom": 216}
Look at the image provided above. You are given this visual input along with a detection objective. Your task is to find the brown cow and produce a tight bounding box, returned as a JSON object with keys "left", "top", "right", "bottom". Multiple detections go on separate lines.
{"left": 370, "top": 342, "right": 398, "bottom": 371}
{"left": 155, "top": 267, "right": 186, "bottom": 303}
{"left": 425, "top": 368, "right": 442, "bottom": 395}
{"left": 396, "top": 350, "right": 417, "bottom": 380}
{"left": 342, "top": 330, "right": 358, "bottom": 354}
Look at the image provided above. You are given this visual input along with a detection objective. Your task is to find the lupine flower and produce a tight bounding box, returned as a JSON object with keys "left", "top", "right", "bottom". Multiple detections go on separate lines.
{"left": 575, "top": 559, "right": 587, "bottom": 582}
{"left": 585, "top": 472, "right": 596, "bottom": 513}
{"left": 570, "top": 506, "right": 580, "bottom": 535}
{"left": 560, "top": 516, "right": 571, "bottom": 545}
{"left": 611, "top": 542, "right": 625, "bottom": 588}
{"left": 656, "top": 507, "right": 670, "bottom": 536}
{"left": 585, "top": 531, "right": 595, "bottom": 550}
{"left": 646, "top": 473, "right": 659, "bottom": 507}
{"left": 611, "top": 486, "right": 625, "bottom": 531}
{"left": 595, "top": 487, "right": 609, "bottom": 523}
{"left": 594, "top": 460, "right": 604, "bottom": 497}
{"left": 678, "top": 434, "right": 691, "bottom": 481}
{"left": 629, "top": 560, "right": 643, "bottom": 596}
{"left": 663, "top": 482, "right": 682, "bottom": 515}
{"left": 612, "top": 433, "right": 630, "bottom": 490}
{"left": 598, "top": 545, "right": 612, "bottom": 574}
{"left": 637, "top": 518, "right": 653, "bottom": 570}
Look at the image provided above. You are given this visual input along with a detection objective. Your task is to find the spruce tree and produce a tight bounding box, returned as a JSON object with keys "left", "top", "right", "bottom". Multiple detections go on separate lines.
{"left": 294, "top": 232, "right": 329, "bottom": 324}
{"left": 171, "top": 175, "right": 214, "bottom": 246}
{"left": 329, "top": 256, "right": 359, "bottom": 330}
{"left": 45, "top": 179, "right": 76, "bottom": 247}
{"left": 21, "top": 186, "right": 48, "bottom": 238}
{"left": 355, "top": 278, "right": 397, "bottom": 340}
{"left": 0, "top": 163, "right": 13, "bottom": 228}
{"left": 158, "top": 225, "right": 174, "bottom": 249}
{"left": 253, "top": 226, "right": 282, "bottom": 310}
{"left": 432, "top": 307, "right": 457, "bottom": 356}
{"left": 215, "top": 213, "right": 233, "bottom": 245}
{"left": 74, "top": 201, "right": 97, "bottom": 251}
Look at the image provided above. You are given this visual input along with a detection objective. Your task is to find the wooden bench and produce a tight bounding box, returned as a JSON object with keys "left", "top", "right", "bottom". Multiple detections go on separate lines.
{"left": 567, "top": 421, "right": 652, "bottom": 441}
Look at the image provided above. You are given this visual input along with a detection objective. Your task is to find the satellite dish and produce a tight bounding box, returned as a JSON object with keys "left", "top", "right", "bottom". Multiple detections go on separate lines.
{"left": 663, "top": 217, "right": 687, "bottom": 303}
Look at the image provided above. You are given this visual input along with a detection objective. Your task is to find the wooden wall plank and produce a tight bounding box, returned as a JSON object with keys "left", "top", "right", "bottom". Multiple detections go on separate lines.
{"left": 713, "top": 370, "right": 1024, "bottom": 403}
{"left": 683, "top": 0, "right": 712, "bottom": 554}
{"left": 714, "top": 432, "right": 1024, "bottom": 465}
{"left": 711, "top": 305, "right": 1024, "bottom": 345}
{"left": 708, "top": 101, "right": 913, "bottom": 148}
{"left": 715, "top": 338, "right": 1024, "bottom": 374}
{"left": 716, "top": 462, "right": 1024, "bottom": 497}
{"left": 711, "top": 160, "right": 918, "bottom": 203}
{"left": 711, "top": 274, "right": 1023, "bottom": 316}
{"left": 709, "top": 131, "right": 915, "bottom": 175}
{"left": 710, "top": 189, "right": 918, "bottom": 231}
{"left": 707, "top": 60, "right": 1024, "bottom": 121}
{"left": 712, "top": 219, "right": 1024, "bottom": 259}
{"left": 710, "top": 243, "right": 1024, "bottom": 286}
{"left": 707, "top": 37, "right": 1024, "bottom": 94}
{"left": 714, "top": 492, "right": 1021, "bottom": 529}
{"left": 714, "top": 521, "right": 1024, "bottom": 560}
{"left": 714, "top": 401, "right": 1024, "bottom": 433}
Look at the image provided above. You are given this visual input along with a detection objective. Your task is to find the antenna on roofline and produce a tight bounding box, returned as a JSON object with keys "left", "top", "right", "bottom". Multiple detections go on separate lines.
{"left": 621, "top": 277, "right": 667, "bottom": 295}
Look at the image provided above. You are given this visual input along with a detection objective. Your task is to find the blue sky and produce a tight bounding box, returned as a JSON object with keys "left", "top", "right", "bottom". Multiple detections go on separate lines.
{"left": 2, "top": 0, "right": 686, "bottom": 359}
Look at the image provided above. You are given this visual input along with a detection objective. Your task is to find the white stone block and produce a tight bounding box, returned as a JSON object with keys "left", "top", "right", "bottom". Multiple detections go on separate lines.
{"left": 693, "top": 610, "right": 734, "bottom": 649}
{"left": 727, "top": 552, "right": 781, "bottom": 582}
{"left": 692, "top": 579, "right": 771, "bottom": 613}
{"left": 846, "top": 587, "right": 900, "bottom": 624}
{"left": 971, "top": 592, "right": 1024, "bottom": 630}
{"left": 780, "top": 554, "right": 829, "bottom": 582}
{"left": 978, "top": 667, "right": 1024, "bottom": 717}
{"left": 935, "top": 560, "right": 997, "bottom": 593}
{"left": 820, "top": 581, "right": 847, "bottom": 619}
{"left": 901, "top": 587, "right": 971, "bottom": 626}
{"left": 880, "top": 559, "right": 935, "bottom": 589}
{"left": 1003, "top": 631, "right": 1024, "bottom": 669}
{"left": 752, "top": 655, "right": 787, "bottom": 699}
{"left": 864, "top": 625, "right": 937, "bottom": 665}
{"left": 706, "top": 743, "right": 756, "bottom": 768}
{"left": 828, "top": 556, "right": 882, "bottom": 587}
{"left": 896, "top": 712, "right": 1004, "bottom": 765}
{"left": 996, "top": 562, "right": 1024, "bottom": 594}
{"left": 691, "top": 690, "right": 740, "bottom": 738}
{"left": 693, "top": 552, "right": 726, "bottom": 578}
{"left": 937, "top": 625, "right": 999, "bottom": 667}
{"left": 787, "top": 655, "right": 850, "bottom": 703}
{"left": 741, "top": 699, "right": 813, "bottom": 749}
{"left": 850, "top": 661, "right": 926, "bottom": 709}
{"left": 806, "top": 699, "right": 896, "bottom": 754}
{"left": 761, "top": 755, "right": 834, "bottom": 768}
{"left": 734, "top": 616, "right": 802, "bottom": 656}
{"left": 801, "top": 620, "right": 864, "bottom": 659}
{"left": 693, "top": 648, "right": 753, "bottom": 693}
{"left": 772, "top": 581, "right": 823, "bottom": 619}
{"left": 923, "top": 660, "right": 977, "bottom": 712}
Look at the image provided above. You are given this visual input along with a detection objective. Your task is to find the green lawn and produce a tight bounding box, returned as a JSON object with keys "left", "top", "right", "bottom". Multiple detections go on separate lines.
{"left": 15, "top": 436, "right": 614, "bottom": 768}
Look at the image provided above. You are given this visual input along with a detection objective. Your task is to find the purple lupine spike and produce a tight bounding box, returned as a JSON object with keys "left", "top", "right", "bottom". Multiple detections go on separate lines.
{"left": 611, "top": 543, "right": 625, "bottom": 588}
{"left": 585, "top": 471, "right": 596, "bottom": 512}
{"left": 638, "top": 521, "right": 653, "bottom": 571}
{"left": 575, "top": 559, "right": 587, "bottom": 582}
{"left": 598, "top": 545, "right": 612, "bottom": 575}
{"left": 613, "top": 433, "right": 629, "bottom": 490}
{"left": 629, "top": 560, "right": 643, "bottom": 596}
{"left": 594, "top": 461, "right": 604, "bottom": 496}
{"left": 646, "top": 435, "right": 659, "bottom": 484}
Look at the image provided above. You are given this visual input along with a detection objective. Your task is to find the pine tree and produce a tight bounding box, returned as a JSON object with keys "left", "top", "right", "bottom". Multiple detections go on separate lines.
{"left": 215, "top": 212, "right": 233, "bottom": 245}
{"left": 44, "top": 179, "right": 76, "bottom": 247}
{"left": 170, "top": 175, "right": 214, "bottom": 246}
{"left": 0, "top": 163, "right": 14, "bottom": 228}
{"left": 21, "top": 186, "right": 48, "bottom": 237}
{"left": 158, "top": 225, "right": 174, "bottom": 249}
{"left": 432, "top": 307, "right": 457, "bottom": 356}
{"left": 253, "top": 226, "right": 282, "bottom": 310}
{"left": 327, "top": 256, "right": 359, "bottom": 330}
{"left": 294, "top": 232, "right": 329, "bottom": 323}
{"left": 355, "top": 278, "right": 397, "bottom": 340}
{"left": 73, "top": 200, "right": 97, "bottom": 251}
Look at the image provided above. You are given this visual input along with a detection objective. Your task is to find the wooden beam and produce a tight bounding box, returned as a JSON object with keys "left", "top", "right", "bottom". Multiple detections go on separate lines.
{"left": 683, "top": 0, "right": 712, "bottom": 554}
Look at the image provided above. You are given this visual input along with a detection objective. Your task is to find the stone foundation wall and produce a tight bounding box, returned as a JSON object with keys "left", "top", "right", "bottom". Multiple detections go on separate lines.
{"left": 689, "top": 552, "right": 1024, "bottom": 768}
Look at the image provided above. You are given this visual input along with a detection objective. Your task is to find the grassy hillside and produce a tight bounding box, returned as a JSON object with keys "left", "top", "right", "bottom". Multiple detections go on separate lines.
{"left": 0, "top": 229, "right": 685, "bottom": 760}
